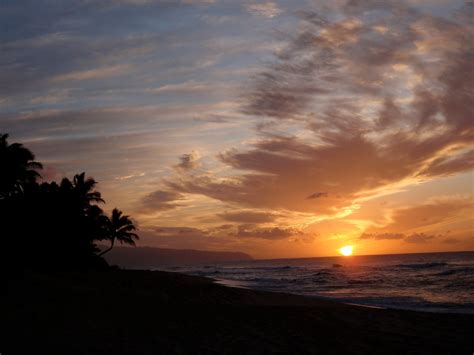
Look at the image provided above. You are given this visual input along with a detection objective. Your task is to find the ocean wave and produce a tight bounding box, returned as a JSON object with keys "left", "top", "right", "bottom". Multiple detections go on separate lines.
{"left": 221, "top": 265, "right": 298, "bottom": 271}
{"left": 394, "top": 262, "right": 448, "bottom": 269}
{"left": 434, "top": 267, "right": 474, "bottom": 276}
{"left": 313, "top": 268, "right": 341, "bottom": 275}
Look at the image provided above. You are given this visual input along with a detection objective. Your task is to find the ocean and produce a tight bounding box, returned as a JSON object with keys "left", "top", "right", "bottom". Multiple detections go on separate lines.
{"left": 160, "top": 251, "right": 474, "bottom": 314}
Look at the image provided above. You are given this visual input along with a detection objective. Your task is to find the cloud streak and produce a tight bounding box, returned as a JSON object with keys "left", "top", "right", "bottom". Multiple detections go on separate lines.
{"left": 359, "top": 197, "right": 473, "bottom": 241}
{"left": 142, "top": 190, "right": 187, "bottom": 211}
{"left": 245, "top": 2, "right": 282, "bottom": 18}
{"left": 217, "top": 210, "right": 277, "bottom": 223}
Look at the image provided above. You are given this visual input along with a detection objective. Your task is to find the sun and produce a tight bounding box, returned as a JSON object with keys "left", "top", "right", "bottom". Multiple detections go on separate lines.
{"left": 339, "top": 245, "right": 353, "bottom": 256}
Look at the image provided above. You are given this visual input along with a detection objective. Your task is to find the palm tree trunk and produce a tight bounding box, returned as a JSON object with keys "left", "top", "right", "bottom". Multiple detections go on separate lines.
{"left": 99, "top": 238, "right": 115, "bottom": 256}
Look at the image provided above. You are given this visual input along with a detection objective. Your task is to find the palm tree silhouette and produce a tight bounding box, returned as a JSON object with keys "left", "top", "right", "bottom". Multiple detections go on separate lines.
{"left": 68, "top": 172, "right": 104, "bottom": 208}
{"left": 0, "top": 133, "right": 43, "bottom": 198}
{"left": 1, "top": 133, "right": 140, "bottom": 270}
{"left": 99, "top": 208, "right": 139, "bottom": 256}
{"left": 50, "top": 173, "right": 106, "bottom": 262}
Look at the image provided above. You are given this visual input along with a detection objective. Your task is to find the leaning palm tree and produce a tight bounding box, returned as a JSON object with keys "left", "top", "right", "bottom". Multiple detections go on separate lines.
{"left": 0, "top": 133, "right": 43, "bottom": 198}
{"left": 99, "top": 208, "right": 139, "bottom": 256}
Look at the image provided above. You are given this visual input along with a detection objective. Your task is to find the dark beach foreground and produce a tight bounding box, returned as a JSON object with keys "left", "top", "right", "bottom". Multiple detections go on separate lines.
{"left": 3, "top": 270, "right": 473, "bottom": 354}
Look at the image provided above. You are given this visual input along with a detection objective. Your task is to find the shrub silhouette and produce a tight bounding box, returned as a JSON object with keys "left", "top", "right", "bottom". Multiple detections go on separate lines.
{"left": 0, "top": 133, "right": 138, "bottom": 271}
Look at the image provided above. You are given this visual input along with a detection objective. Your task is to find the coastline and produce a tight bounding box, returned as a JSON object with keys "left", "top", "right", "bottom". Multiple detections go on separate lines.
{"left": 4, "top": 269, "right": 473, "bottom": 354}
{"left": 170, "top": 251, "right": 474, "bottom": 315}
{"left": 214, "top": 277, "right": 474, "bottom": 315}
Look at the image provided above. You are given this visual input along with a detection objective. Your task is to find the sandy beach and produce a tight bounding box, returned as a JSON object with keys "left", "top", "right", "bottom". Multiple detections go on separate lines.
{"left": 3, "top": 270, "right": 473, "bottom": 354}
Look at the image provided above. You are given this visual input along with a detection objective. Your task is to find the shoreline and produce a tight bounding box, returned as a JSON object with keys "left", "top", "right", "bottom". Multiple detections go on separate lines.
{"left": 4, "top": 269, "right": 474, "bottom": 354}
{"left": 208, "top": 275, "right": 474, "bottom": 315}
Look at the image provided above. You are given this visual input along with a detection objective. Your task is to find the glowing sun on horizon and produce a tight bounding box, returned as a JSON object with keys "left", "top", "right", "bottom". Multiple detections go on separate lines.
{"left": 339, "top": 245, "right": 353, "bottom": 256}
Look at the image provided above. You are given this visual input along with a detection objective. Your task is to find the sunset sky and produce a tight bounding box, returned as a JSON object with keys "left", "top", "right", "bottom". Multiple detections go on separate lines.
{"left": 1, "top": 0, "right": 473, "bottom": 258}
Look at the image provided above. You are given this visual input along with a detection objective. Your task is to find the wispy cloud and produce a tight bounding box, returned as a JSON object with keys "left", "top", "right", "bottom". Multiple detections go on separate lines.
{"left": 148, "top": 81, "right": 211, "bottom": 93}
{"left": 217, "top": 210, "right": 277, "bottom": 223}
{"left": 234, "top": 224, "right": 300, "bottom": 240}
{"left": 142, "top": 190, "right": 187, "bottom": 211}
{"left": 360, "top": 232, "right": 440, "bottom": 244}
{"left": 52, "top": 64, "right": 131, "bottom": 82}
{"left": 245, "top": 2, "right": 282, "bottom": 18}
{"left": 359, "top": 197, "right": 473, "bottom": 240}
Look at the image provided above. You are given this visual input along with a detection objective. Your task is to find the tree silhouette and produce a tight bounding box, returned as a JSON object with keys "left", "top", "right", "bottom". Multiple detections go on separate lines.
{"left": 0, "top": 133, "right": 140, "bottom": 271}
{"left": 99, "top": 208, "right": 139, "bottom": 256}
{"left": 71, "top": 172, "right": 105, "bottom": 207}
{"left": 49, "top": 174, "right": 107, "bottom": 264}
{"left": 0, "top": 133, "right": 42, "bottom": 198}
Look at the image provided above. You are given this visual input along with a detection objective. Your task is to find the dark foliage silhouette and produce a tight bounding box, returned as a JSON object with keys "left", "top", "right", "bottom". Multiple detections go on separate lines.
{"left": 99, "top": 208, "right": 139, "bottom": 256}
{"left": 0, "top": 133, "right": 138, "bottom": 272}
{"left": 0, "top": 133, "right": 43, "bottom": 198}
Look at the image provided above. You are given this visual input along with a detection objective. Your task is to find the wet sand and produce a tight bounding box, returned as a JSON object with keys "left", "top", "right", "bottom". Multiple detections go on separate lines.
{"left": 3, "top": 270, "right": 473, "bottom": 354}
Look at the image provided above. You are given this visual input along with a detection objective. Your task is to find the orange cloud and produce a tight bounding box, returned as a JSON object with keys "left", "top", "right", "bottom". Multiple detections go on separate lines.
{"left": 360, "top": 198, "right": 473, "bottom": 240}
